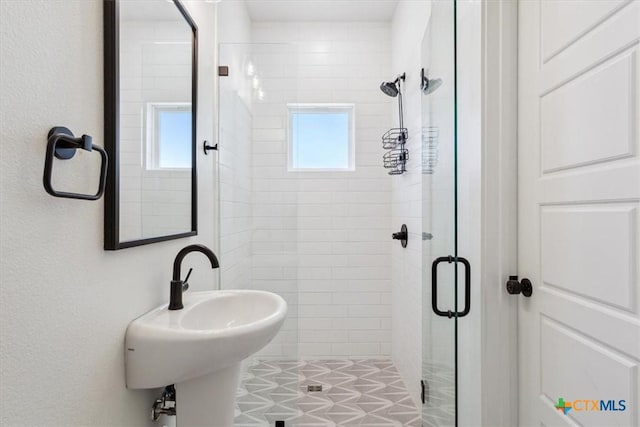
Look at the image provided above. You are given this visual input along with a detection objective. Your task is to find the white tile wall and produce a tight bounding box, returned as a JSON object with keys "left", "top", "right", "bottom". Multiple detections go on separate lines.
{"left": 217, "top": 12, "right": 450, "bottom": 412}
{"left": 119, "top": 20, "right": 192, "bottom": 242}
{"left": 249, "top": 22, "right": 394, "bottom": 359}
{"left": 390, "top": 0, "right": 432, "bottom": 407}
{"left": 218, "top": 43, "right": 254, "bottom": 290}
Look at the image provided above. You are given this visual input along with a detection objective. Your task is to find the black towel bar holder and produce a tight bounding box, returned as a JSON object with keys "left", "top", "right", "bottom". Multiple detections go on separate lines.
{"left": 43, "top": 126, "right": 108, "bottom": 200}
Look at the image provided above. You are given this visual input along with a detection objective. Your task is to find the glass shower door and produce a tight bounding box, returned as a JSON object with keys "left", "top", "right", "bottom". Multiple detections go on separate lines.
{"left": 421, "top": 1, "right": 463, "bottom": 426}
{"left": 219, "top": 42, "right": 306, "bottom": 426}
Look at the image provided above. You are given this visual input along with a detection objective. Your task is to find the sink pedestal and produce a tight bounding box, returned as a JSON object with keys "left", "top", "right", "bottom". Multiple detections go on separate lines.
{"left": 175, "top": 363, "right": 241, "bottom": 427}
{"left": 125, "top": 290, "right": 287, "bottom": 425}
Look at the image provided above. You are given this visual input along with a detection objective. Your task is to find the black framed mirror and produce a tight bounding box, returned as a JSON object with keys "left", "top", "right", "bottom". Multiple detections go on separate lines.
{"left": 104, "top": 0, "right": 198, "bottom": 250}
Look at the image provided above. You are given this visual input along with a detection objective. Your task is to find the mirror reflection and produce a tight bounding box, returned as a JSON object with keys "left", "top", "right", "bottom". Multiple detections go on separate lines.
{"left": 118, "top": 0, "right": 194, "bottom": 243}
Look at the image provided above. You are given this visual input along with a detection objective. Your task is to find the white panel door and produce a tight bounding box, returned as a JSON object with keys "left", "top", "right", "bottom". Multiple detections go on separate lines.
{"left": 518, "top": 1, "right": 640, "bottom": 426}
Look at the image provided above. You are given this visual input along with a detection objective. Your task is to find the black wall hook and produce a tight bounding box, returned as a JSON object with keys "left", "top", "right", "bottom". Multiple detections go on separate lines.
{"left": 43, "top": 127, "right": 108, "bottom": 200}
{"left": 203, "top": 140, "right": 217, "bottom": 155}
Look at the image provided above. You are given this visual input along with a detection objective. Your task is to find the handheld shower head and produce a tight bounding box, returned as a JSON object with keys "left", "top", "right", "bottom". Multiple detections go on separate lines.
{"left": 380, "top": 73, "right": 405, "bottom": 98}
{"left": 380, "top": 81, "right": 399, "bottom": 97}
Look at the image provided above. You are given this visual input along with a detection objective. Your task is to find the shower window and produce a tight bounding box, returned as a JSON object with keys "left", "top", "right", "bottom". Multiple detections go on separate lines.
{"left": 287, "top": 103, "right": 355, "bottom": 171}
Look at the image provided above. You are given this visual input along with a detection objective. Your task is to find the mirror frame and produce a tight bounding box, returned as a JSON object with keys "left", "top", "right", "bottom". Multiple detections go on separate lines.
{"left": 103, "top": 0, "right": 198, "bottom": 250}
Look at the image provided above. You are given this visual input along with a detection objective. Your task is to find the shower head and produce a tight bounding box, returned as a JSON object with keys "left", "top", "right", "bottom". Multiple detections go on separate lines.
{"left": 380, "top": 81, "right": 399, "bottom": 97}
{"left": 380, "top": 73, "right": 405, "bottom": 98}
{"left": 421, "top": 68, "right": 442, "bottom": 95}
{"left": 422, "top": 77, "right": 443, "bottom": 95}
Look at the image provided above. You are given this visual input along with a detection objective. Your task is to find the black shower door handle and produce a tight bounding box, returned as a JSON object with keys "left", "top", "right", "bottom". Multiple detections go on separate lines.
{"left": 431, "top": 256, "right": 471, "bottom": 318}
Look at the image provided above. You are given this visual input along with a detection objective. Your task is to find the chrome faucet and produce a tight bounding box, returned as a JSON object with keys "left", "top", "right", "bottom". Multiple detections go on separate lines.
{"left": 169, "top": 244, "right": 219, "bottom": 310}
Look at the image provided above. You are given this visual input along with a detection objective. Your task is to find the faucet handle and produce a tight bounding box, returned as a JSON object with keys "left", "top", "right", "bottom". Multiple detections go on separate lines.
{"left": 182, "top": 268, "right": 193, "bottom": 291}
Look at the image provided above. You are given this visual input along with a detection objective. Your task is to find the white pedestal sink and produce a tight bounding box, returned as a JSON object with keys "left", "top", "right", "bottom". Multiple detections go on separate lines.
{"left": 125, "top": 290, "right": 287, "bottom": 426}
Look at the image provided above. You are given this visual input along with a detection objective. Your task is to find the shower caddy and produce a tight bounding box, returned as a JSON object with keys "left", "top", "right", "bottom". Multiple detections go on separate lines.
{"left": 381, "top": 73, "right": 408, "bottom": 175}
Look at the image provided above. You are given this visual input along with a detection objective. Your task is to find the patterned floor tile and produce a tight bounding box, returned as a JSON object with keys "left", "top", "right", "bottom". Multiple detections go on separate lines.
{"left": 235, "top": 359, "right": 420, "bottom": 426}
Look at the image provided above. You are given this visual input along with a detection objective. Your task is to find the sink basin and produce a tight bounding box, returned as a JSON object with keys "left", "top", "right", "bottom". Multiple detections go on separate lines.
{"left": 125, "top": 290, "right": 287, "bottom": 426}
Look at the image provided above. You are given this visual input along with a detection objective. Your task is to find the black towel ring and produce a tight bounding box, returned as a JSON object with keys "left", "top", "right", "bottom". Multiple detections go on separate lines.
{"left": 43, "top": 126, "right": 108, "bottom": 200}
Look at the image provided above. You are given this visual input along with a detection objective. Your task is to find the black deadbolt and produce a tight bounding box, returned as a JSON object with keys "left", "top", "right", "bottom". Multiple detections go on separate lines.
{"left": 506, "top": 275, "right": 533, "bottom": 297}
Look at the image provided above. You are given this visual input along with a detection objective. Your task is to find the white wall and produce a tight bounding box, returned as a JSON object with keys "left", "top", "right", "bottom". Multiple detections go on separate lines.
{"left": 0, "top": 1, "right": 217, "bottom": 425}
{"left": 217, "top": 1, "right": 254, "bottom": 291}
{"left": 250, "top": 22, "right": 394, "bottom": 359}
{"left": 390, "top": 0, "right": 431, "bottom": 405}
{"left": 217, "top": 0, "right": 252, "bottom": 45}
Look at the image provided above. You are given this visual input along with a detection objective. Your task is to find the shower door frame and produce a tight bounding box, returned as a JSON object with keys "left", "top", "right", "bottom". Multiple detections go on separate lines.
{"left": 477, "top": 0, "right": 519, "bottom": 425}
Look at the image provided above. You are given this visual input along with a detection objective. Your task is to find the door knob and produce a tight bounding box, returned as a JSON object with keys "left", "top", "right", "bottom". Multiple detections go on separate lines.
{"left": 506, "top": 275, "right": 533, "bottom": 297}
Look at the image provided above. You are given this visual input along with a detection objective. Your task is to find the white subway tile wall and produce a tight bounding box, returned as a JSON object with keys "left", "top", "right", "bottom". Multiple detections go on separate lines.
{"left": 247, "top": 22, "right": 394, "bottom": 359}
{"left": 119, "top": 20, "right": 192, "bottom": 242}
{"left": 389, "top": 0, "right": 432, "bottom": 405}
{"left": 219, "top": 44, "right": 254, "bottom": 290}
{"left": 218, "top": 89, "right": 253, "bottom": 290}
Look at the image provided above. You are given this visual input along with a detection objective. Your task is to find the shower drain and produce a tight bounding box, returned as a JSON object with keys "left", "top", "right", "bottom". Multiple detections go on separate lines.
{"left": 307, "top": 384, "right": 323, "bottom": 392}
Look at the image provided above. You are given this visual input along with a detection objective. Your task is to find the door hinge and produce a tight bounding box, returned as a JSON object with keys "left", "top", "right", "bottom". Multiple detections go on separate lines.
{"left": 421, "top": 379, "right": 427, "bottom": 404}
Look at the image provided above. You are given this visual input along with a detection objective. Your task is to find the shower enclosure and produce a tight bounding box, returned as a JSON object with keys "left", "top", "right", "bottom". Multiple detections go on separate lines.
{"left": 217, "top": 4, "right": 461, "bottom": 424}
{"left": 421, "top": 1, "right": 460, "bottom": 426}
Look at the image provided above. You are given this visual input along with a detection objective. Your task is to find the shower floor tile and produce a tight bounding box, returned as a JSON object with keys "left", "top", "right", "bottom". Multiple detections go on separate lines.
{"left": 235, "top": 359, "right": 421, "bottom": 427}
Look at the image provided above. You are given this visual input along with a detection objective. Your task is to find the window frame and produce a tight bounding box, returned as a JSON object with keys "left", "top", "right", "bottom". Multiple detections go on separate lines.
{"left": 145, "top": 102, "right": 192, "bottom": 171}
{"left": 286, "top": 103, "right": 356, "bottom": 172}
